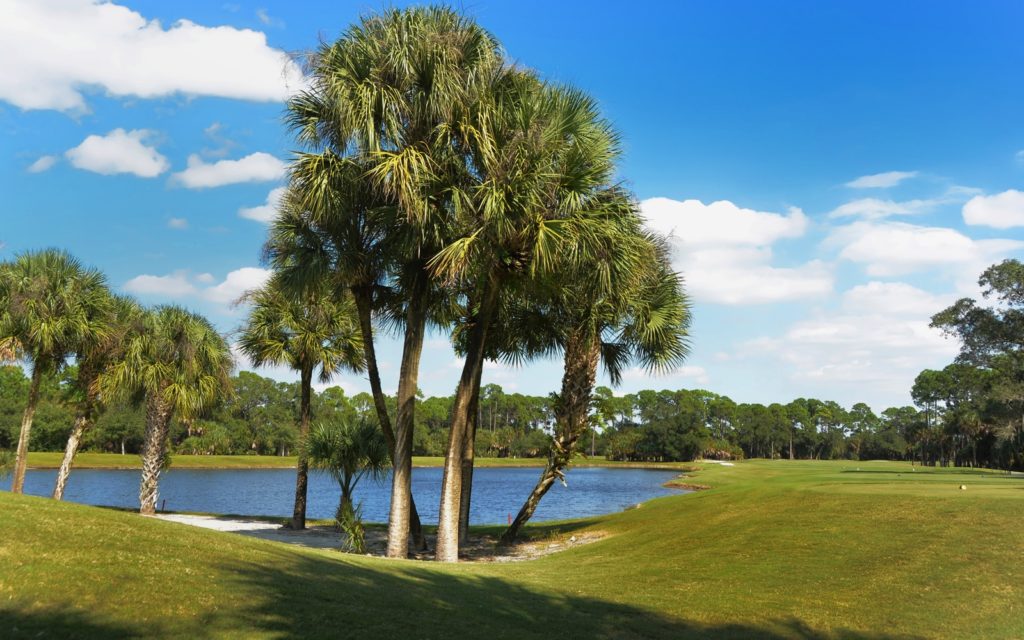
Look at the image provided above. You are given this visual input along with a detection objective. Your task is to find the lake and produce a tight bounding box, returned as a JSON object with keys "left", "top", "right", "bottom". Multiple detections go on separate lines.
{"left": 18, "top": 466, "right": 684, "bottom": 524}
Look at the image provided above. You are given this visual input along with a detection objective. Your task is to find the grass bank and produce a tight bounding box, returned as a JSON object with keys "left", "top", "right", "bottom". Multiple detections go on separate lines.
{"left": 2, "top": 460, "right": 1022, "bottom": 638}
{"left": 25, "top": 451, "right": 694, "bottom": 470}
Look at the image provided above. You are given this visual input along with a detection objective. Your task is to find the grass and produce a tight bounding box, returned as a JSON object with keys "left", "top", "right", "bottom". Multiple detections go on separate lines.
{"left": 2, "top": 460, "right": 1022, "bottom": 638}
{"left": 25, "top": 450, "right": 695, "bottom": 470}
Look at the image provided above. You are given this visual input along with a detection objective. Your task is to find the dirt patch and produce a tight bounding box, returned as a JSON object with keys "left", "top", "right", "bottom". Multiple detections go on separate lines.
{"left": 154, "top": 513, "right": 605, "bottom": 562}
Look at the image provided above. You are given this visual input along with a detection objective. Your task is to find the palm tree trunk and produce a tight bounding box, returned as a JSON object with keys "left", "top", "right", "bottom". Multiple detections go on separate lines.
{"left": 291, "top": 366, "right": 313, "bottom": 530}
{"left": 386, "top": 272, "right": 429, "bottom": 558}
{"left": 458, "top": 364, "right": 483, "bottom": 545}
{"left": 53, "top": 380, "right": 100, "bottom": 500}
{"left": 436, "top": 278, "right": 501, "bottom": 562}
{"left": 52, "top": 415, "right": 88, "bottom": 500}
{"left": 11, "top": 364, "right": 43, "bottom": 494}
{"left": 139, "top": 394, "right": 172, "bottom": 515}
{"left": 353, "top": 287, "right": 427, "bottom": 551}
{"left": 501, "top": 331, "right": 600, "bottom": 545}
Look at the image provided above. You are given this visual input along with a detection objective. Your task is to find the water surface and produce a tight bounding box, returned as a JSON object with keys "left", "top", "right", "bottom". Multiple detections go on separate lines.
{"left": 18, "top": 466, "right": 683, "bottom": 524}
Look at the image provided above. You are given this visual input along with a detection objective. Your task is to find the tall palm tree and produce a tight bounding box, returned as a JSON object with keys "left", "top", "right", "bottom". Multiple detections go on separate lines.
{"left": 430, "top": 74, "right": 627, "bottom": 561}
{"left": 499, "top": 217, "right": 691, "bottom": 544}
{"left": 0, "top": 249, "right": 111, "bottom": 493}
{"left": 305, "top": 418, "right": 390, "bottom": 553}
{"left": 238, "top": 277, "right": 364, "bottom": 529}
{"left": 53, "top": 295, "right": 143, "bottom": 500}
{"left": 101, "top": 306, "right": 232, "bottom": 515}
{"left": 283, "top": 5, "right": 502, "bottom": 558}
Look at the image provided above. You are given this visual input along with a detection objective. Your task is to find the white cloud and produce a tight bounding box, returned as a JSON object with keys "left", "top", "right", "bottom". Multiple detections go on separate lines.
{"left": 172, "top": 152, "right": 286, "bottom": 188}
{"left": 123, "top": 271, "right": 197, "bottom": 297}
{"left": 255, "top": 9, "right": 283, "bottom": 27}
{"left": 0, "top": 0, "right": 304, "bottom": 112}
{"left": 640, "top": 197, "right": 831, "bottom": 305}
{"left": 167, "top": 217, "right": 188, "bottom": 229}
{"left": 963, "top": 190, "right": 1024, "bottom": 229}
{"left": 642, "top": 197, "right": 807, "bottom": 246}
{"left": 1015, "top": 150, "right": 1024, "bottom": 164}
{"left": 202, "top": 267, "right": 271, "bottom": 304}
{"left": 840, "top": 281, "right": 954, "bottom": 318}
{"left": 845, "top": 171, "right": 919, "bottom": 189}
{"left": 830, "top": 220, "right": 1024, "bottom": 277}
{"left": 27, "top": 155, "right": 57, "bottom": 173}
{"left": 740, "top": 284, "right": 960, "bottom": 407}
{"left": 239, "top": 186, "right": 286, "bottom": 223}
{"left": 123, "top": 267, "right": 269, "bottom": 307}
{"left": 65, "top": 129, "right": 169, "bottom": 177}
{"left": 829, "top": 197, "right": 936, "bottom": 220}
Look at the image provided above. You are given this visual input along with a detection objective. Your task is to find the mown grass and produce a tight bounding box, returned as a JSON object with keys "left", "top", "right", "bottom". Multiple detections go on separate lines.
{"left": 25, "top": 451, "right": 695, "bottom": 470}
{"left": 2, "top": 460, "right": 1022, "bottom": 639}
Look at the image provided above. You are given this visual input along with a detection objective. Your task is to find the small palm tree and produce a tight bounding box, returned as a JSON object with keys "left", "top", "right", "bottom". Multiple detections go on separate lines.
{"left": 305, "top": 419, "right": 390, "bottom": 553}
{"left": 500, "top": 220, "right": 692, "bottom": 544}
{"left": 238, "top": 277, "right": 364, "bottom": 529}
{"left": 0, "top": 249, "right": 111, "bottom": 493}
{"left": 101, "top": 306, "right": 233, "bottom": 515}
{"left": 53, "top": 295, "right": 143, "bottom": 500}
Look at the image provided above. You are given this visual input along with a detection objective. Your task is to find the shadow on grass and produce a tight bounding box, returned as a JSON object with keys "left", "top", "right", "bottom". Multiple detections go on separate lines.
{"left": 215, "top": 549, "right": 924, "bottom": 640}
{"left": 1, "top": 606, "right": 142, "bottom": 639}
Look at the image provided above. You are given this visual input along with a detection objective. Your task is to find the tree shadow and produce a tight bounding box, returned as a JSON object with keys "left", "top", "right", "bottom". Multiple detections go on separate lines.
{"left": 215, "top": 549, "right": 925, "bottom": 640}
{"left": 0, "top": 606, "right": 144, "bottom": 639}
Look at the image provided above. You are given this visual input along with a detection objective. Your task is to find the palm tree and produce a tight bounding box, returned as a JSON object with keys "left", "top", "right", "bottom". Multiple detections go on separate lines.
{"left": 430, "top": 74, "right": 627, "bottom": 561}
{"left": 238, "top": 277, "right": 364, "bottom": 529}
{"left": 0, "top": 249, "right": 111, "bottom": 493}
{"left": 283, "top": 6, "right": 502, "bottom": 558}
{"left": 305, "top": 418, "right": 390, "bottom": 553}
{"left": 499, "top": 220, "right": 692, "bottom": 544}
{"left": 53, "top": 295, "right": 143, "bottom": 500}
{"left": 101, "top": 306, "right": 232, "bottom": 515}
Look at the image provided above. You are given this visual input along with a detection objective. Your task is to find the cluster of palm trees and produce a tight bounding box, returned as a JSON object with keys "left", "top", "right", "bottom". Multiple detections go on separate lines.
{"left": 0, "top": 249, "right": 233, "bottom": 513}
{"left": 256, "top": 6, "right": 692, "bottom": 562}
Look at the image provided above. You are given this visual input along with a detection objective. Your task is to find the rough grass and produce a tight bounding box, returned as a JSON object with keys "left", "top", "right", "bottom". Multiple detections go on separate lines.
{"left": 25, "top": 451, "right": 694, "bottom": 470}
{"left": 2, "top": 460, "right": 1022, "bottom": 639}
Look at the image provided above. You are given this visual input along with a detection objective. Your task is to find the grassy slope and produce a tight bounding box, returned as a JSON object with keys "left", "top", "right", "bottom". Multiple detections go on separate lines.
{"left": 2, "top": 460, "right": 1022, "bottom": 639}
{"left": 25, "top": 451, "right": 692, "bottom": 470}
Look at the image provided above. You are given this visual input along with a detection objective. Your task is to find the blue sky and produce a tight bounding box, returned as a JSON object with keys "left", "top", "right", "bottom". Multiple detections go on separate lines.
{"left": 2, "top": 0, "right": 1024, "bottom": 409}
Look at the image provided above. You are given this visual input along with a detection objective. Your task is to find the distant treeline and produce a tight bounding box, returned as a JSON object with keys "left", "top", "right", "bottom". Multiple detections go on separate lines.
{"left": 7, "top": 365, "right": 1010, "bottom": 467}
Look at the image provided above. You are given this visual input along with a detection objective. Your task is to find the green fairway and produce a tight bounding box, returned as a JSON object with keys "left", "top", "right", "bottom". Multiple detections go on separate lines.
{"left": 2, "top": 460, "right": 1022, "bottom": 639}
{"left": 24, "top": 451, "right": 693, "bottom": 470}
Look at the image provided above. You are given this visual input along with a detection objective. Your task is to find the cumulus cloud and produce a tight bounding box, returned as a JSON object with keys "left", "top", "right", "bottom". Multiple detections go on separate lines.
{"left": 65, "top": 129, "right": 169, "bottom": 177}
{"left": 239, "top": 186, "right": 286, "bottom": 222}
{"left": 845, "top": 171, "right": 919, "bottom": 189}
{"left": 829, "top": 197, "right": 937, "bottom": 220}
{"left": 739, "top": 281, "right": 960, "bottom": 406}
{"left": 172, "top": 152, "right": 286, "bottom": 188}
{"left": 640, "top": 197, "right": 831, "bottom": 305}
{"left": 830, "top": 220, "right": 1024, "bottom": 277}
{"left": 27, "top": 155, "right": 58, "bottom": 173}
{"left": 167, "top": 217, "right": 188, "bottom": 229}
{"left": 123, "top": 267, "right": 270, "bottom": 307}
{"left": 0, "top": 0, "right": 304, "bottom": 112}
{"left": 123, "top": 271, "right": 197, "bottom": 297}
{"left": 963, "top": 190, "right": 1024, "bottom": 229}
{"left": 202, "top": 267, "right": 272, "bottom": 304}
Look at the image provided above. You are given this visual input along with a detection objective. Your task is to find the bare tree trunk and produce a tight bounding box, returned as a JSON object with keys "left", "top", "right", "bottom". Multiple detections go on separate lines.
{"left": 353, "top": 287, "right": 427, "bottom": 551}
{"left": 436, "top": 279, "right": 500, "bottom": 562}
{"left": 291, "top": 366, "right": 313, "bottom": 530}
{"left": 386, "top": 273, "right": 429, "bottom": 558}
{"left": 501, "top": 332, "right": 599, "bottom": 545}
{"left": 11, "top": 364, "right": 43, "bottom": 494}
{"left": 458, "top": 364, "right": 483, "bottom": 545}
{"left": 139, "top": 394, "right": 172, "bottom": 515}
